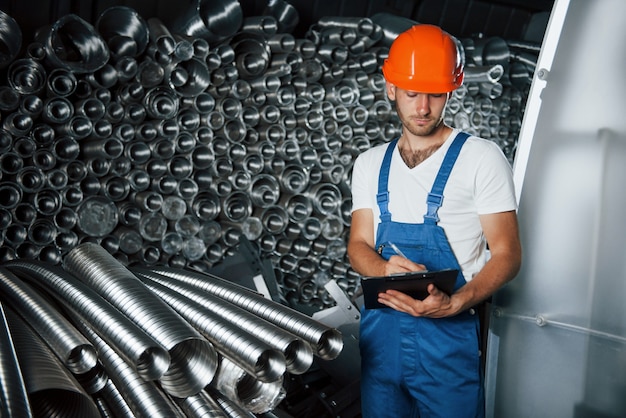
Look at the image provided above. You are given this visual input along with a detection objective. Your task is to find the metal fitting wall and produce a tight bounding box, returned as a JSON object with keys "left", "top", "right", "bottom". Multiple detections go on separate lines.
{"left": 0, "top": 0, "right": 550, "bottom": 308}
{"left": 0, "top": 1, "right": 553, "bottom": 416}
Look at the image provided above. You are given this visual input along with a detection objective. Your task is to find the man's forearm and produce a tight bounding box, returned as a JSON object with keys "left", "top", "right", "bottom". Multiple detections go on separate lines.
{"left": 451, "top": 253, "right": 521, "bottom": 312}
{"left": 347, "top": 241, "right": 388, "bottom": 277}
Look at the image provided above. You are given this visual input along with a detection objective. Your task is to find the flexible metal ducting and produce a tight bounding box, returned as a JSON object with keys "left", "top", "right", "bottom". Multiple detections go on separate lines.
{"left": 0, "top": 302, "right": 33, "bottom": 418}
{"left": 62, "top": 242, "right": 218, "bottom": 398}
{"left": 74, "top": 316, "right": 187, "bottom": 418}
{"left": 212, "top": 356, "right": 286, "bottom": 414}
{"left": 134, "top": 265, "right": 344, "bottom": 361}
{"left": 134, "top": 267, "right": 315, "bottom": 375}
{"left": 140, "top": 276, "right": 287, "bottom": 382}
{"left": 174, "top": 389, "right": 229, "bottom": 418}
{"left": 5, "top": 261, "right": 172, "bottom": 381}
{"left": 3, "top": 307, "right": 102, "bottom": 417}
{"left": 0, "top": 267, "right": 99, "bottom": 376}
{"left": 0, "top": 0, "right": 539, "bottom": 413}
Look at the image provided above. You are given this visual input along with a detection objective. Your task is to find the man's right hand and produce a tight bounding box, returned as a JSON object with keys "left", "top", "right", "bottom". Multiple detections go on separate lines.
{"left": 385, "top": 255, "right": 427, "bottom": 276}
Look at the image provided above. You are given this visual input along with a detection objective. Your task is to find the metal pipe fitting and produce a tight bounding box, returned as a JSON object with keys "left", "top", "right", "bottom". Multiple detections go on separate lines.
{"left": 38, "top": 14, "right": 109, "bottom": 73}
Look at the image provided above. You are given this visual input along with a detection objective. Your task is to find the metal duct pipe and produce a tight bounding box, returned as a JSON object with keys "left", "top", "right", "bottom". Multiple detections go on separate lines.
{"left": 20, "top": 94, "right": 44, "bottom": 118}
{"left": 6, "top": 261, "right": 171, "bottom": 381}
{"left": 370, "top": 12, "right": 418, "bottom": 47}
{"left": 96, "top": 6, "right": 149, "bottom": 59}
{"left": 41, "top": 97, "right": 74, "bottom": 125}
{"left": 63, "top": 242, "right": 218, "bottom": 398}
{"left": 0, "top": 267, "right": 98, "bottom": 375}
{"left": 175, "top": 389, "right": 229, "bottom": 418}
{"left": 3, "top": 308, "right": 102, "bottom": 417}
{"left": 211, "top": 356, "right": 286, "bottom": 415}
{"left": 137, "top": 268, "right": 314, "bottom": 374}
{"left": 92, "top": 379, "right": 135, "bottom": 418}
{"left": 0, "top": 88, "right": 19, "bottom": 115}
{"left": 0, "top": 302, "right": 32, "bottom": 418}
{"left": 170, "top": 0, "right": 243, "bottom": 44}
{"left": 241, "top": 15, "right": 278, "bottom": 36}
{"left": 146, "top": 18, "right": 175, "bottom": 56}
{"left": 2, "top": 112, "right": 33, "bottom": 137}
{"left": 8, "top": 58, "right": 46, "bottom": 95}
{"left": 0, "top": 10, "right": 22, "bottom": 69}
{"left": 478, "top": 82, "right": 504, "bottom": 99}
{"left": 74, "top": 316, "right": 186, "bottom": 418}
{"left": 46, "top": 68, "right": 77, "bottom": 98}
{"left": 261, "top": 0, "right": 298, "bottom": 34}
{"left": 138, "top": 266, "right": 343, "bottom": 360}
{"left": 464, "top": 64, "right": 505, "bottom": 84}
{"left": 38, "top": 14, "right": 109, "bottom": 73}
{"left": 138, "top": 275, "right": 286, "bottom": 382}
{"left": 206, "top": 386, "right": 256, "bottom": 418}
{"left": 0, "top": 2, "right": 529, "bottom": 374}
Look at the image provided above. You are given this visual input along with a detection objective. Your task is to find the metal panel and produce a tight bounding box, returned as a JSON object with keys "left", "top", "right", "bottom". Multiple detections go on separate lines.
{"left": 487, "top": 0, "right": 626, "bottom": 416}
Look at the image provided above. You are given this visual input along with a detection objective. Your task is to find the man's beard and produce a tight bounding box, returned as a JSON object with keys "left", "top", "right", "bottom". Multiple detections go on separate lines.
{"left": 395, "top": 103, "right": 444, "bottom": 137}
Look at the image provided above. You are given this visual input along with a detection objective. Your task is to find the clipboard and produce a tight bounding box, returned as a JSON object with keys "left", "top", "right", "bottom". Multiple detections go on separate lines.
{"left": 361, "top": 269, "right": 458, "bottom": 309}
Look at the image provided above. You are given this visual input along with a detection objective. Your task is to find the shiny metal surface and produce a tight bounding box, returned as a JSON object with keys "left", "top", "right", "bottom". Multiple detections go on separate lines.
{"left": 212, "top": 356, "right": 286, "bottom": 415}
{"left": 4, "top": 307, "right": 101, "bottom": 417}
{"left": 141, "top": 276, "right": 287, "bottom": 382}
{"left": 63, "top": 242, "right": 218, "bottom": 398}
{"left": 175, "top": 389, "right": 229, "bottom": 418}
{"left": 141, "top": 266, "right": 344, "bottom": 360}
{"left": 0, "top": 302, "right": 33, "bottom": 418}
{"left": 6, "top": 261, "right": 171, "bottom": 381}
{"left": 37, "top": 14, "right": 110, "bottom": 73}
{"left": 0, "top": 266, "right": 98, "bottom": 375}
{"left": 135, "top": 268, "right": 314, "bottom": 374}
{"left": 75, "top": 316, "right": 186, "bottom": 418}
{"left": 0, "top": 1, "right": 539, "bottom": 413}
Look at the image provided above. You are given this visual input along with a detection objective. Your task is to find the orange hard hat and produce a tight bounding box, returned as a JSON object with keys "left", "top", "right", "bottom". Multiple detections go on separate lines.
{"left": 382, "top": 24, "right": 464, "bottom": 93}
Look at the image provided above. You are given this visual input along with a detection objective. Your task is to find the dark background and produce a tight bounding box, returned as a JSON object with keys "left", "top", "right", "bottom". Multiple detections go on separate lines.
{"left": 0, "top": 0, "right": 555, "bottom": 44}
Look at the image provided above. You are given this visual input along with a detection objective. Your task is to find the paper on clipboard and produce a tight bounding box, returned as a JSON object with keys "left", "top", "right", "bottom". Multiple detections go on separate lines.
{"left": 360, "top": 269, "right": 458, "bottom": 309}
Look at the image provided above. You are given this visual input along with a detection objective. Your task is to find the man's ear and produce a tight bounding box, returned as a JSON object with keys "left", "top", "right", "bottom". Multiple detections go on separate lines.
{"left": 386, "top": 82, "right": 396, "bottom": 101}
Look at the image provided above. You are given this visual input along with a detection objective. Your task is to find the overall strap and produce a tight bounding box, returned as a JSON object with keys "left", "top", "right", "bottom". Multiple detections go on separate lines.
{"left": 424, "top": 131, "right": 470, "bottom": 224}
{"left": 376, "top": 138, "right": 398, "bottom": 222}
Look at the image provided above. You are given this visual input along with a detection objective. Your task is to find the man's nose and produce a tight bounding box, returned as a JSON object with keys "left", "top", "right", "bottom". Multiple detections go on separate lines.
{"left": 415, "top": 94, "right": 430, "bottom": 113}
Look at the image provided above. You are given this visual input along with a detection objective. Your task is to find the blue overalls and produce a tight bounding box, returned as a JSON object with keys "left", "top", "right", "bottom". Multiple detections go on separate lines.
{"left": 359, "top": 132, "right": 484, "bottom": 418}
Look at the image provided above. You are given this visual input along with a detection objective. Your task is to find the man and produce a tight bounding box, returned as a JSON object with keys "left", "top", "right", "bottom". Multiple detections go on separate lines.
{"left": 347, "top": 24, "right": 521, "bottom": 418}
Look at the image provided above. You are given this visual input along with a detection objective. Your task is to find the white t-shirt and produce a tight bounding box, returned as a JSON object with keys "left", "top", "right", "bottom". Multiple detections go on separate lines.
{"left": 350, "top": 129, "right": 517, "bottom": 282}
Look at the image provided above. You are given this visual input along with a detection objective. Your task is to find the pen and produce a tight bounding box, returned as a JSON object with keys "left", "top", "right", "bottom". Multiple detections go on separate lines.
{"left": 388, "top": 242, "right": 409, "bottom": 259}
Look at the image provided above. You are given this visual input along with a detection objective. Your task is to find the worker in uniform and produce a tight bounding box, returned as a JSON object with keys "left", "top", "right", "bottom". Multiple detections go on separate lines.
{"left": 347, "top": 24, "right": 522, "bottom": 418}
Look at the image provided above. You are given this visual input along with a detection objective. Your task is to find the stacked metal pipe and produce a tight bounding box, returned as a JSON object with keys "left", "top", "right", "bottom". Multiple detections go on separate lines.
{"left": 0, "top": 2, "right": 536, "bottom": 314}
{"left": 0, "top": 0, "right": 540, "bottom": 415}
{"left": 1, "top": 242, "right": 343, "bottom": 416}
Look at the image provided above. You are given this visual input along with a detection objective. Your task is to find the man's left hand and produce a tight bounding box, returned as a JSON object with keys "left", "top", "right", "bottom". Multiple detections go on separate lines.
{"left": 377, "top": 284, "right": 460, "bottom": 318}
